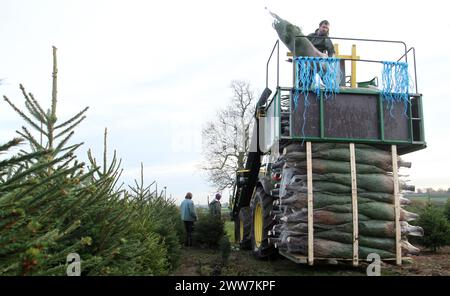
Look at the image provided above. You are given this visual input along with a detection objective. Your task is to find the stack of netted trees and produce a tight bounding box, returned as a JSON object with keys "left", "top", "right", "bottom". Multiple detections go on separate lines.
{"left": 269, "top": 143, "right": 423, "bottom": 260}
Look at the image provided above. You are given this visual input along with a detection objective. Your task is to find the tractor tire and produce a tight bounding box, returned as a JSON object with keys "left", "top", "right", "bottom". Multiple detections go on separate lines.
{"left": 238, "top": 207, "right": 252, "bottom": 250}
{"left": 250, "top": 187, "right": 276, "bottom": 259}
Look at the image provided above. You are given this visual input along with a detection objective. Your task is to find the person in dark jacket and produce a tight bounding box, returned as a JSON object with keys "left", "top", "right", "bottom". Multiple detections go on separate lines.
{"left": 209, "top": 193, "right": 222, "bottom": 218}
{"left": 180, "top": 192, "right": 198, "bottom": 247}
{"left": 307, "top": 20, "right": 335, "bottom": 57}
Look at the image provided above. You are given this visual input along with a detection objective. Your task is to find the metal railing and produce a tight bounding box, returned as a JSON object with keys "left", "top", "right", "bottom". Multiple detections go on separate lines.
{"left": 291, "top": 35, "right": 418, "bottom": 94}
{"left": 266, "top": 40, "right": 280, "bottom": 90}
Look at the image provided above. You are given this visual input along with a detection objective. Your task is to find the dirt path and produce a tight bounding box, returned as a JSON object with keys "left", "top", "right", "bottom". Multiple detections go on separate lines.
{"left": 382, "top": 247, "right": 450, "bottom": 276}
{"left": 172, "top": 247, "right": 365, "bottom": 276}
{"left": 172, "top": 246, "right": 450, "bottom": 276}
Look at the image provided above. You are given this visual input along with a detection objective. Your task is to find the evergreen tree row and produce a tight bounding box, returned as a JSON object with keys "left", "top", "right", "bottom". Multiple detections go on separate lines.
{"left": 0, "top": 47, "right": 183, "bottom": 275}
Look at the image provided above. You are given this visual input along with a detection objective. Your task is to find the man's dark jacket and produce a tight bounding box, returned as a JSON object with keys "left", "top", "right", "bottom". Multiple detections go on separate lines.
{"left": 307, "top": 29, "right": 335, "bottom": 56}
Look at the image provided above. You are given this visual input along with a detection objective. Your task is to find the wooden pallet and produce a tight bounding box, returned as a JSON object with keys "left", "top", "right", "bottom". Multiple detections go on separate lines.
{"left": 278, "top": 251, "right": 412, "bottom": 265}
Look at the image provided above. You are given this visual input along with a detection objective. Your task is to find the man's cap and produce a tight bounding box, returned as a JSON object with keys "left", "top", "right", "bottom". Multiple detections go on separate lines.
{"left": 215, "top": 193, "right": 222, "bottom": 199}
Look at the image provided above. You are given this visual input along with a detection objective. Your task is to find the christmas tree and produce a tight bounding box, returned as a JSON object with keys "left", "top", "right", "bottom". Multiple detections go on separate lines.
{"left": 1, "top": 47, "right": 181, "bottom": 275}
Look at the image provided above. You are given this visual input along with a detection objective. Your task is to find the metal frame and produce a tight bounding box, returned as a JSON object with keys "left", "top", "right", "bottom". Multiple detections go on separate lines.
{"left": 292, "top": 35, "right": 419, "bottom": 94}
{"left": 263, "top": 86, "right": 425, "bottom": 154}
{"left": 261, "top": 36, "right": 426, "bottom": 154}
{"left": 266, "top": 40, "right": 280, "bottom": 89}
{"left": 265, "top": 36, "right": 419, "bottom": 97}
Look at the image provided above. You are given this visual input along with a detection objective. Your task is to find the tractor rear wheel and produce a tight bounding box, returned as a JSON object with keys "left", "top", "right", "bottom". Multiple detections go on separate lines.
{"left": 238, "top": 207, "right": 252, "bottom": 250}
{"left": 250, "top": 187, "right": 275, "bottom": 258}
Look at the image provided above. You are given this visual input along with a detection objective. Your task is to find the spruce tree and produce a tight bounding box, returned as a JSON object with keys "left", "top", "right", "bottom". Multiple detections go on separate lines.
{"left": 417, "top": 203, "right": 450, "bottom": 252}
{"left": 1, "top": 47, "right": 181, "bottom": 275}
{"left": 444, "top": 198, "right": 450, "bottom": 222}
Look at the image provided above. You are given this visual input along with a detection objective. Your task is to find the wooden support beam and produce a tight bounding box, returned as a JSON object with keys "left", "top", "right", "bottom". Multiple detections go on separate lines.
{"left": 392, "top": 145, "right": 402, "bottom": 265}
{"left": 306, "top": 141, "right": 314, "bottom": 266}
{"left": 349, "top": 143, "right": 359, "bottom": 267}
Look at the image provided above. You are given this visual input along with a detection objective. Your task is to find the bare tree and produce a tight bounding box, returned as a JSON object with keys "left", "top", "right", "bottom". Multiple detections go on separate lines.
{"left": 202, "top": 80, "right": 257, "bottom": 191}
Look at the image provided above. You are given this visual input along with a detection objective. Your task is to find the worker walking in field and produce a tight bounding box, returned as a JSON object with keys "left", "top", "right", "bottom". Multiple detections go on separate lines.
{"left": 180, "top": 192, "right": 197, "bottom": 247}
{"left": 209, "top": 193, "right": 222, "bottom": 218}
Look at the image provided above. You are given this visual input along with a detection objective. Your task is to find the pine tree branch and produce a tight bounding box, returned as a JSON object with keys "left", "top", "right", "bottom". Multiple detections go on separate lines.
{"left": 3, "top": 96, "right": 48, "bottom": 136}
{"left": 21, "top": 86, "right": 47, "bottom": 119}
{"left": 25, "top": 101, "right": 46, "bottom": 125}
{"left": 110, "top": 168, "right": 124, "bottom": 192}
{"left": 46, "top": 46, "right": 59, "bottom": 150}
{"left": 0, "top": 138, "right": 23, "bottom": 153}
{"left": 1, "top": 152, "right": 74, "bottom": 188}
{"left": 15, "top": 131, "right": 40, "bottom": 152}
{"left": 103, "top": 128, "right": 107, "bottom": 175}
{"left": 87, "top": 149, "right": 98, "bottom": 170}
{"left": 56, "top": 154, "right": 78, "bottom": 171}
{"left": 17, "top": 127, "right": 44, "bottom": 151}
{"left": 54, "top": 131, "right": 75, "bottom": 154}
{"left": 103, "top": 150, "right": 120, "bottom": 177}
{"left": 51, "top": 46, "right": 58, "bottom": 121}
{"left": 54, "top": 107, "right": 89, "bottom": 130}
{"left": 0, "top": 150, "right": 48, "bottom": 170}
{"left": 57, "top": 185, "right": 96, "bottom": 222}
{"left": 19, "top": 159, "right": 80, "bottom": 197}
{"left": 54, "top": 116, "right": 85, "bottom": 139}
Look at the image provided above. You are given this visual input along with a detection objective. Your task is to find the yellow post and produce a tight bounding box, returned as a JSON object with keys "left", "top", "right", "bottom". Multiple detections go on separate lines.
{"left": 334, "top": 44, "right": 360, "bottom": 88}
{"left": 351, "top": 45, "right": 357, "bottom": 88}
{"left": 334, "top": 43, "right": 340, "bottom": 56}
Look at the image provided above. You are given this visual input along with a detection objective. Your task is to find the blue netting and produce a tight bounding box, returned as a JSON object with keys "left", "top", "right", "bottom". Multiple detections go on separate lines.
{"left": 293, "top": 57, "right": 342, "bottom": 139}
{"left": 381, "top": 61, "right": 411, "bottom": 116}
{"left": 293, "top": 57, "right": 341, "bottom": 106}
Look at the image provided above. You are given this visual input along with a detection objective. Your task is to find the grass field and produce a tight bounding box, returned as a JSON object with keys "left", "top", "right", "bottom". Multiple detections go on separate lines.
{"left": 224, "top": 220, "right": 235, "bottom": 243}
{"left": 407, "top": 195, "right": 450, "bottom": 206}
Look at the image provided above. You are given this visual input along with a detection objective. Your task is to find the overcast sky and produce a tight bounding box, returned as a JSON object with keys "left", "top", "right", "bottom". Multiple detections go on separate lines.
{"left": 1, "top": 0, "right": 449, "bottom": 205}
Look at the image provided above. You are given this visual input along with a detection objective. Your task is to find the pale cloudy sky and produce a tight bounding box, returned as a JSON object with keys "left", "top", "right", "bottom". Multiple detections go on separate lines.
{"left": 1, "top": 0, "right": 449, "bottom": 205}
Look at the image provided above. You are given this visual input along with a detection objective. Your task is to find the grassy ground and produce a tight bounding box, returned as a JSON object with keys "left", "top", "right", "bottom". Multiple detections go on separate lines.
{"left": 224, "top": 220, "right": 235, "bottom": 243}
{"left": 172, "top": 244, "right": 450, "bottom": 276}
{"left": 172, "top": 246, "right": 367, "bottom": 276}
{"left": 381, "top": 247, "right": 450, "bottom": 276}
{"left": 407, "top": 195, "right": 450, "bottom": 206}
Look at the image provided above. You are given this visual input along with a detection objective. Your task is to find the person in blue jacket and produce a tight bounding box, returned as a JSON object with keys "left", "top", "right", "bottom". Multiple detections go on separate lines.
{"left": 180, "top": 192, "right": 198, "bottom": 247}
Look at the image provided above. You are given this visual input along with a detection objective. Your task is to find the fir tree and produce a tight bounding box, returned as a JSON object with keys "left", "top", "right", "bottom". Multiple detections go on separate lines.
{"left": 1, "top": 47, "right": 181, "bottom": 275}
{"left": 417, "top": 203, "right": 450, "bottom": 252}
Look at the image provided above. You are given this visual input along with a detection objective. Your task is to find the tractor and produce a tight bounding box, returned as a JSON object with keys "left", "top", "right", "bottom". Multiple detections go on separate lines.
{"left": 230, "top": 34, "right": 425, "bottom": 266}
